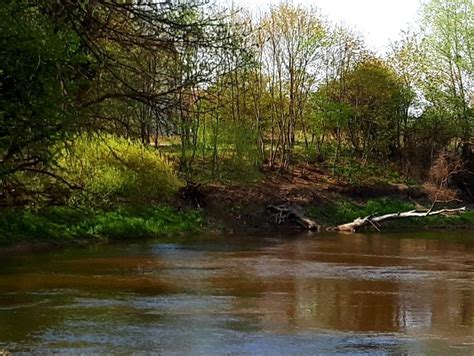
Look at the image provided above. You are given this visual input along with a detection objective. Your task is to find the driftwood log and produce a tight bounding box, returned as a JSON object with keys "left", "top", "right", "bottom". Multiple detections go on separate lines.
{"left": 267, "top": 204, "right": 320, "bottom": 231}
{"left": 331, "top": 207, "right": 467, "bottom": 233}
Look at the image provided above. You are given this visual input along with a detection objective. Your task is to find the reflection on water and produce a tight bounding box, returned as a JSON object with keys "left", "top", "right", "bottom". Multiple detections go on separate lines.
{"left": 1, "top": 232, "right": 474, "bottom": 353}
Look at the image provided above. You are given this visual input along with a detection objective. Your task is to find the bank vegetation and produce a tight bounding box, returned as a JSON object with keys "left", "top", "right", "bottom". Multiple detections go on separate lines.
{"left": 0, "top": 0, "right": 472, "bottom": 241}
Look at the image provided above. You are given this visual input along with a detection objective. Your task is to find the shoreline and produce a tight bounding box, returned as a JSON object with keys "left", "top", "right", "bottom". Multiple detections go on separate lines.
{"left": 1, "top": 165, "right": 473, "bottom": 252}
{"left": 1, "top": 199, "right": 472, "bottom": 255}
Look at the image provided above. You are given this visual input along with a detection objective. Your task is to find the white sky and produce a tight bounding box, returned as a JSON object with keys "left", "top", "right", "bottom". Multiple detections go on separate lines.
{"left": 227, "top": 0, "right": 422, "bottom": 53}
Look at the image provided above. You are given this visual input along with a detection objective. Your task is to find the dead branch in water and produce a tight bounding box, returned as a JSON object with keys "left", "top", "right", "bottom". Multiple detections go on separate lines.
{"left": 331, "top": 207, "right": 467, "bottom": 233}
{"left": 267, "top": 204, "right": 320, "bottom": 231}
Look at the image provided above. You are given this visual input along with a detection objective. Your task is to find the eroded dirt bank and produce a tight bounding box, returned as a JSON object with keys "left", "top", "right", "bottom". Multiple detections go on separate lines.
{"left": 196, "top": 165, "right": 471, "bottom": 233}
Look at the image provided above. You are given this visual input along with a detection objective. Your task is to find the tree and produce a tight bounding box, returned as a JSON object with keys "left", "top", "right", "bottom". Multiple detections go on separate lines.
{"left": 260, "top": 4, "right": 327, "bottom": 169}
{"left": 315, "top": 58, "right": 412, "bottom": 162}
{"left": 309, "top": 26, "right": 367, "bottom": 166}
{"left": 0, "top": 0, "right": 243, "bottom": 183}
{"left": 421, "top": 0, "right": 473, "bottom": 151}
{"left": 0, "top": 1, "right": 90, "bottom": 179}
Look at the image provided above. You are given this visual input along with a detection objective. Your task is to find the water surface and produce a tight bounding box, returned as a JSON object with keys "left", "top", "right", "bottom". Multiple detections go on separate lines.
{"left": 2, "top": 231, "right": 474, "bottom": 354}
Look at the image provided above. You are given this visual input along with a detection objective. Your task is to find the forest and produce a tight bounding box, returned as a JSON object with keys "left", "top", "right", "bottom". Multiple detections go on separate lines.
{"left": 0, "top": 0, "right": 473, "bottom": 243}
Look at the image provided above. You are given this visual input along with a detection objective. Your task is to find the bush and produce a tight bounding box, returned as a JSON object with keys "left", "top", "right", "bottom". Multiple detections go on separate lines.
{"left": 59, "top": 134, "right": 183, "bottom": 207}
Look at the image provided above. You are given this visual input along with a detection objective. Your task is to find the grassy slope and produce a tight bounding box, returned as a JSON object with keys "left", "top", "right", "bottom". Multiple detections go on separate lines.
{"left": 0, "top": 206, "right": 204, "bottom": 246}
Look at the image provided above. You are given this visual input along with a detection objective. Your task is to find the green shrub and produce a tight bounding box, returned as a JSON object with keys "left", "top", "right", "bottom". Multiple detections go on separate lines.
{"left": 59, "top": 134, "right": 183, "bottom": 207}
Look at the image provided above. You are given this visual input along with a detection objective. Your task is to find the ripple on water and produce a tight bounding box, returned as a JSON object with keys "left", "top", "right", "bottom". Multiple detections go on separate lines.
{"left": 2, "top": 232, "right": 474, "bottom": 353}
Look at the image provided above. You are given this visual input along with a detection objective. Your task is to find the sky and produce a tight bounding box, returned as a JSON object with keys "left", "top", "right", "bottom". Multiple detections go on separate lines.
{"left": 226, "top": 0, "right": 422, "bottom": 53}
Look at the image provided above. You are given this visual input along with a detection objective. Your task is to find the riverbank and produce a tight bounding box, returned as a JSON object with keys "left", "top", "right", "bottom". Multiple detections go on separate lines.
{"left": 200, "top": 164, "right": 474, "bottom": 233}
{"left": 204, "top": 188, "right": 474, "bottom": 234}
{"left": 0, "top": 206, "right": 204, "bottom": 248}
{"left": 1, "top": 165, "right": 473, "bottom": 249}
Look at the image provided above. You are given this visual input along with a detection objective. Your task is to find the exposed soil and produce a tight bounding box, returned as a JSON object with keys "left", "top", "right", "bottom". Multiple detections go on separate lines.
{"left": 197, "top": 164, "right": 427, "bottom": 233}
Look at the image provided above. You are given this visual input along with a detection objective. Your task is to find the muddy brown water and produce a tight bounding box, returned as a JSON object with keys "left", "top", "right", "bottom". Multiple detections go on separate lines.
{"left": 2, "top": 231, "right": 474, "bottom": 354}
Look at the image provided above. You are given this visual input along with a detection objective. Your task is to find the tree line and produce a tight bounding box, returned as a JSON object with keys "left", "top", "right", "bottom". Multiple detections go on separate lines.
{"left": 0, "top": 0, "right": 472, "bottom": 203}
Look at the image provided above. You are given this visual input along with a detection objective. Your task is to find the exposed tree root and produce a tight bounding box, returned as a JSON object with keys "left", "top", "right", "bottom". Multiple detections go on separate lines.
{"left": 267, "top": 204, "right": 320, "bottom": 231}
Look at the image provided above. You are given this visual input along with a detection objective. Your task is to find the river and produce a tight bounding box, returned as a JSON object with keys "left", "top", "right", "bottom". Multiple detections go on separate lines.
{"left": 1, "top": 231, "right": 474, "bottom": 354}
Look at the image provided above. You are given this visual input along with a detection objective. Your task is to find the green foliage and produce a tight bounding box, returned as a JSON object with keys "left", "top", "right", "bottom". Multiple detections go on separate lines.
{"left": 420, "top": 0, "right": 473, "bottom": 142}
{"left": 207, "top": 117, "right": 262, "bottom": 180}
{"left": 310, "top": 92, "right": 353, "bottom": 131}
{"left": 314, "top": 58, "right": 412, "bottom": 161}
{"left": 182, "top": 151, "right": 263, "bottom": 185}
{"left": 332, "top": 157, "right": 405, "bottom": 186}
{"left": 0, "top": 206, "right": 203, "bottom": 245}
{"left": 0, "top": 0, "right": 90, "bottom": 178}
{"left": 0, "top": 0, "right": 472, "bottom": 243}
{"left": 421, "top": 211, "right": 474, "bottom": 228}
{"left": 59, "top": 134, "right": 183, "bottom": 207}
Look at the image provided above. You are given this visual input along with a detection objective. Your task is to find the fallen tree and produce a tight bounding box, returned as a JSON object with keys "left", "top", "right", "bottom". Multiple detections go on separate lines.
{"left": 267, "top": 202, "right": 468, "bottom": 233}
{"left": 330, "top": 207, "right": 467, "bottom": 233}
{"left": 267, "top": 204, "right": 320, "bottom": 231}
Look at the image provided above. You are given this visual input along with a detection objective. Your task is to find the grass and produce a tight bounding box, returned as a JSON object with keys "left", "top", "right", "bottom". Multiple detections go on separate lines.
{"left": 293, "top": 142, "right": 412, "bottom": 186}
{"left": 0, "top": 206, "right": 204, "bottom": 245}
{"left": 332, "top": 160, "right": 404, "bottom": 186}
{"left": 160, "top": 137, "right": 414, "bottom": 188}
{"left": 307, "top": 198, "right": 474, "bottom": 230}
